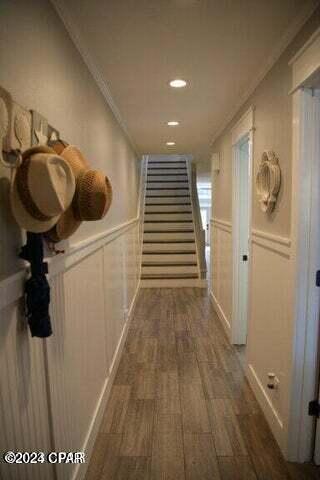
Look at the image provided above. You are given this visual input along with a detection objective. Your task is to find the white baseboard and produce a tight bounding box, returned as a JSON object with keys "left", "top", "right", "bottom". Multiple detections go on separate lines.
{"left": 247, "top": 363, "right": 285, "bottom": 453}
{"left": 74, "top": 281, "right": 140, "bottom": 480}
{"left": 209, "top": 290, "right": 231, "bottom": 340}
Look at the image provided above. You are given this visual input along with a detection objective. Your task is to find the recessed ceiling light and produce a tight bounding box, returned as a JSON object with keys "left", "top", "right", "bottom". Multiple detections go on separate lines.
{"left": 169, "top": 79, "right": 187, "bottom": 88}
{"left": 166, "top": 141, "right": 176, "bottom": 146}
{"left": 167, "top": 121, "right": 179, "bottom": 126}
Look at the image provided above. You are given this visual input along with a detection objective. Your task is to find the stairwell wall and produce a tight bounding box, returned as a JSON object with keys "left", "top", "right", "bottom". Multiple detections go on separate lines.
{"left": 210, "top": 7, "right": 320, "bottom": 458}
{"left": 0, "top": 1, "right": 141, "bottom": 479}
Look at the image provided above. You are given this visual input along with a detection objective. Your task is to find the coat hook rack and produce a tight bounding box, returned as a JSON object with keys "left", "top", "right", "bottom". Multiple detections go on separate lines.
{"left": 0, "top": 85, "right": 61, "bottom": 170}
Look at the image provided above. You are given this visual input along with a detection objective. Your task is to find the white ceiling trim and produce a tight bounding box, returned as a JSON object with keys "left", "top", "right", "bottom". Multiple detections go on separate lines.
{"left": 50, "top": 0, "right": 140, "bottom": 156}
{"left": 210, "top": 0, "right": 319, "bottom": 147}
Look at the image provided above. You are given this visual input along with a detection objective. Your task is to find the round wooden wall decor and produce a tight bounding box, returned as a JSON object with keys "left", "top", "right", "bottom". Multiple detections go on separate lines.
{"left": 256, "top": 151, "right": 281, "bottom": 213}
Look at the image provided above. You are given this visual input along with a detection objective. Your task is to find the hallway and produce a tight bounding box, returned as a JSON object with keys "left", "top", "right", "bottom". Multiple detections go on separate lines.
{"left": 85, "top": 288, "right": 319, "bottom": 480}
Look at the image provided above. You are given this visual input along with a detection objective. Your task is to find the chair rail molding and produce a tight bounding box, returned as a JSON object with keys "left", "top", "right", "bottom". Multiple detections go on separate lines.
{"left": 0, "top": 217, "right": 139, "bottom": 312}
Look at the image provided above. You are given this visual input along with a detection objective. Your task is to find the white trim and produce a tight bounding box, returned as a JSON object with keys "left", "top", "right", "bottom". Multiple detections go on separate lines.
{"left": 50, "top": 0, "right": 139, "bottom": 156}
{"left": 231, "top": 107, "right": 255, "bottom": 145}
{"left": 211, "top": 217, "right": 232, "bottom": 232}
{"left": 0, "top": 217, "right": 139, "bottom": 311}
{"left": 247, "top": 363, "right": 284, "bottom": 432}
{"left": 288, "top": 87, "right": 320, "bottom": 462}
{"left": 289, "top": 26, "right": 320, "bottom": 92}
{"left": 251, "top": 228, "right": 291, "bottom": 247}
{"left": 251, "top": 230, "right": 291, "bottom": 258}
{"left": 210, "top": 291, "right": 231, "bottom": 340}
{"left": 74, "top": 279, "right": 140, "bottom": 480}
{"left": 210, "top": 1, "right": 319, "bottom": 145}
{"left": 288, "top": 26, "right": 320, "bottom": 462}
{"left": 231, "top": 109, "right": 254, "bottom": 345}
{"left": 289, "top": 26, "right": 320, "bottom": 66}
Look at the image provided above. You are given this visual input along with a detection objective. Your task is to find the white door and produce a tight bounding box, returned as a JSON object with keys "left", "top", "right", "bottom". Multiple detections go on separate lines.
{"left": 232, "top": 135, "right": 251, "bottom": 344}
{"left": 238, "top": 140, "right": 250, "bottom": 343}
{"left": 315, "top": 378, "right": 320, "bottom": 464}
{"left": 201, "top": 208, "right": 210, "bottom": 245}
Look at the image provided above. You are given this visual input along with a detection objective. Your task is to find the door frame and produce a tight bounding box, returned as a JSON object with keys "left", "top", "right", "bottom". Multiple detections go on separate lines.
{"left": 288, "top": 27, "right": 320, "bottom": 462}
{"left": 231, "top": 107, "right": 254, "bottom": 345}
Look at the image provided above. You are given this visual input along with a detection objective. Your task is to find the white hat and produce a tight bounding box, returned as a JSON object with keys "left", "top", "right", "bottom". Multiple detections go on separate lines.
{"left": 10, "top": 145, "right": 75, "bottom": 233}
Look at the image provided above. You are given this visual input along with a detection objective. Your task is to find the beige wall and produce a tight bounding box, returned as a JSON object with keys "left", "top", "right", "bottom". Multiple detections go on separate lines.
{"left": 0, "top": 0, "right": 140, "bottom": 279}
{"left": 210, "top": 7, "right": 320, "bottom": 456}
{"left": 211, "top": 7, "right": 320, "bottom": 236}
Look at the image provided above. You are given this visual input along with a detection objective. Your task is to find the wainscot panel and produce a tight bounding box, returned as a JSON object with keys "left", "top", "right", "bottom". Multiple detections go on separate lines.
{"left": 210, "top": 218, "right": 233, "bottom": 338}
{"left": 0, "top": 218, "right": 141, "bottom": 480}
{"left": 247, "top": 230, "right": 291, "bottom": 453}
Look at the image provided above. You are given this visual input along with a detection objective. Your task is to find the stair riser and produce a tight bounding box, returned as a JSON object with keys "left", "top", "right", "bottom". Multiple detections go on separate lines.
{"left": 144, "top": 223, "right": 193, "bottom": 232}
{"left": 144, "top": 213, "right": 193, "bottom": 221}
{"left": 140, "top": 278, "right": 206, "bottom": 288}
{"left": 142, "top": 254, "right": 197, "bottom": 263}
{"left": 143, "top": 243, "right": 196, "bottom": 252}
{"left": 147, "top": 182, "right": 189, "bottom": 189}
{"left": 147, "top": 175, "right": 188, "bottom": 182}
{"left": 144, "top": 205, "right": 192, "bottom": 212}
{"left": 142, "top": 266, "right": 198, "bottom": 275}
{"left": 146, "top": 190, "right": 190, "bottom": 197}
{"left": 148, "top": 162, "right": 186, "bottom": 170}
{"left": 147, "top": 164, "right": 187, "bottom": 175}
{"left": 147, "top": 169, "right": 187, "bottom": 175}
{"left": 144, "top": 232, "right": 195, "bottom": 242}
{"left": 145, "top": 197, "right": 190, "bottom": 205}
{"left": 148, "top": 157, "right": 186, "bottom": 163}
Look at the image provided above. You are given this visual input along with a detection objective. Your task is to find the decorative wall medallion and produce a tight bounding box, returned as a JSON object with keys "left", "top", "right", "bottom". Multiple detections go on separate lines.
{"left": 256, "top": 150, "right": 281, "bottom": 213}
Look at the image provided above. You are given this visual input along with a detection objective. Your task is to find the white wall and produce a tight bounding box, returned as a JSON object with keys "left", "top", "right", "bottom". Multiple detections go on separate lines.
{"left": 210, "top": 8, "right": 320, "bottom": 457}
{"left": 0, "top": 1, "right": 143, "bottom": 479}
{"left": 0, "top": 0, "right": 140, "bottom": 279}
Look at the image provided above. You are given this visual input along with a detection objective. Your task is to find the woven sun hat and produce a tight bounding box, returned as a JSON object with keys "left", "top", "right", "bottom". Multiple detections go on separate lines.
{"left": 10, "top": 145, "right": 76, "bottom": 233}
{"left": 74, "top": 169, "right": 112, "bottom": 221}
{"left": 44, "top": 144, "right": 87, "bottom": 242}
{"left": 45, "top": 145, "right": 112, "bottom": 242}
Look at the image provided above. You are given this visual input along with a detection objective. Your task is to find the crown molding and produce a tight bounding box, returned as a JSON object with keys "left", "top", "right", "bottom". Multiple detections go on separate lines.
{"left": 210, "top": 0, "right": 319, "bottom": 147}
{"left": 50, "top": 0, "right": 139, "bottom": 156}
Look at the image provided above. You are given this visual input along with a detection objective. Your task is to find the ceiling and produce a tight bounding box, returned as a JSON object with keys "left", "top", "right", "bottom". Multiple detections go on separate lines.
{"left": 58, "top": 0, "right": 316, "bottom": 160}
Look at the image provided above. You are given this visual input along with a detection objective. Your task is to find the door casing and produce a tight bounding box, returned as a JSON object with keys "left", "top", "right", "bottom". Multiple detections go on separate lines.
{"left": 231, "top": 108, "right": 254, "bottom": 345}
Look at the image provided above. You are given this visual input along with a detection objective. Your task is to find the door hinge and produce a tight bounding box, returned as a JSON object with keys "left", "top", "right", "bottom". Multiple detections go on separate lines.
{"left": 308, "top": 399, "right": 320, "bottom": 418}
{"left": 316, "top": 270, "right": 320, "bottom": 287}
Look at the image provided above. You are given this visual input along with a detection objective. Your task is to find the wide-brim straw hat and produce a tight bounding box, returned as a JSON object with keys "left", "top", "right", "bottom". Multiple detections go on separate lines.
{"left": 10, "top": 145, "right": 75, "bottom": 233}
{"left": 45, "top": 145, "right": 112, "bottom": 242}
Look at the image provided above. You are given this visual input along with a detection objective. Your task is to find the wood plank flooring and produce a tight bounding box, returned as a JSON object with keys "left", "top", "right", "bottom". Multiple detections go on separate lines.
{"left": 85, "top": 288, "right": 320, "bottom": 480}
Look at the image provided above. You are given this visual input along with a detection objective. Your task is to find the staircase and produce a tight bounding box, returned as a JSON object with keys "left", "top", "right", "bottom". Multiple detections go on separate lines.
{"left": 140, "top": 155, "right": 207, "bottom": 287}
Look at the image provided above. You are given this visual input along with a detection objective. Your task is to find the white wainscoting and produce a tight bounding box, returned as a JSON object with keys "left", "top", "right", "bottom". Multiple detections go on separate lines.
{"left": 210, "top": 218, "right": 233, "bottom": 338}
{"left": 247, "top": 229, "right": 292, "bottom": 453}
{"left": 0, "top": 218, "right": 141, "bottom": 480}
{"left": 210, "top": 219, "right": 292, "bottom": 454}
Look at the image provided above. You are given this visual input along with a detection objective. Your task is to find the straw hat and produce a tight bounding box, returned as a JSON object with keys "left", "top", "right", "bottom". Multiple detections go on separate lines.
{"left": 10, "top": 146, "right": 76, "bottom": 233}
{"left": 45, "top": 145, "right": 112, "bottom": 242}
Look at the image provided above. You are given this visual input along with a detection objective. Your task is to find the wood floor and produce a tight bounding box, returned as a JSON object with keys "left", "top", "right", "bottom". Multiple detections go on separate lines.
{"left": 85, "top": 288, "right": 319, "bottom": 480}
